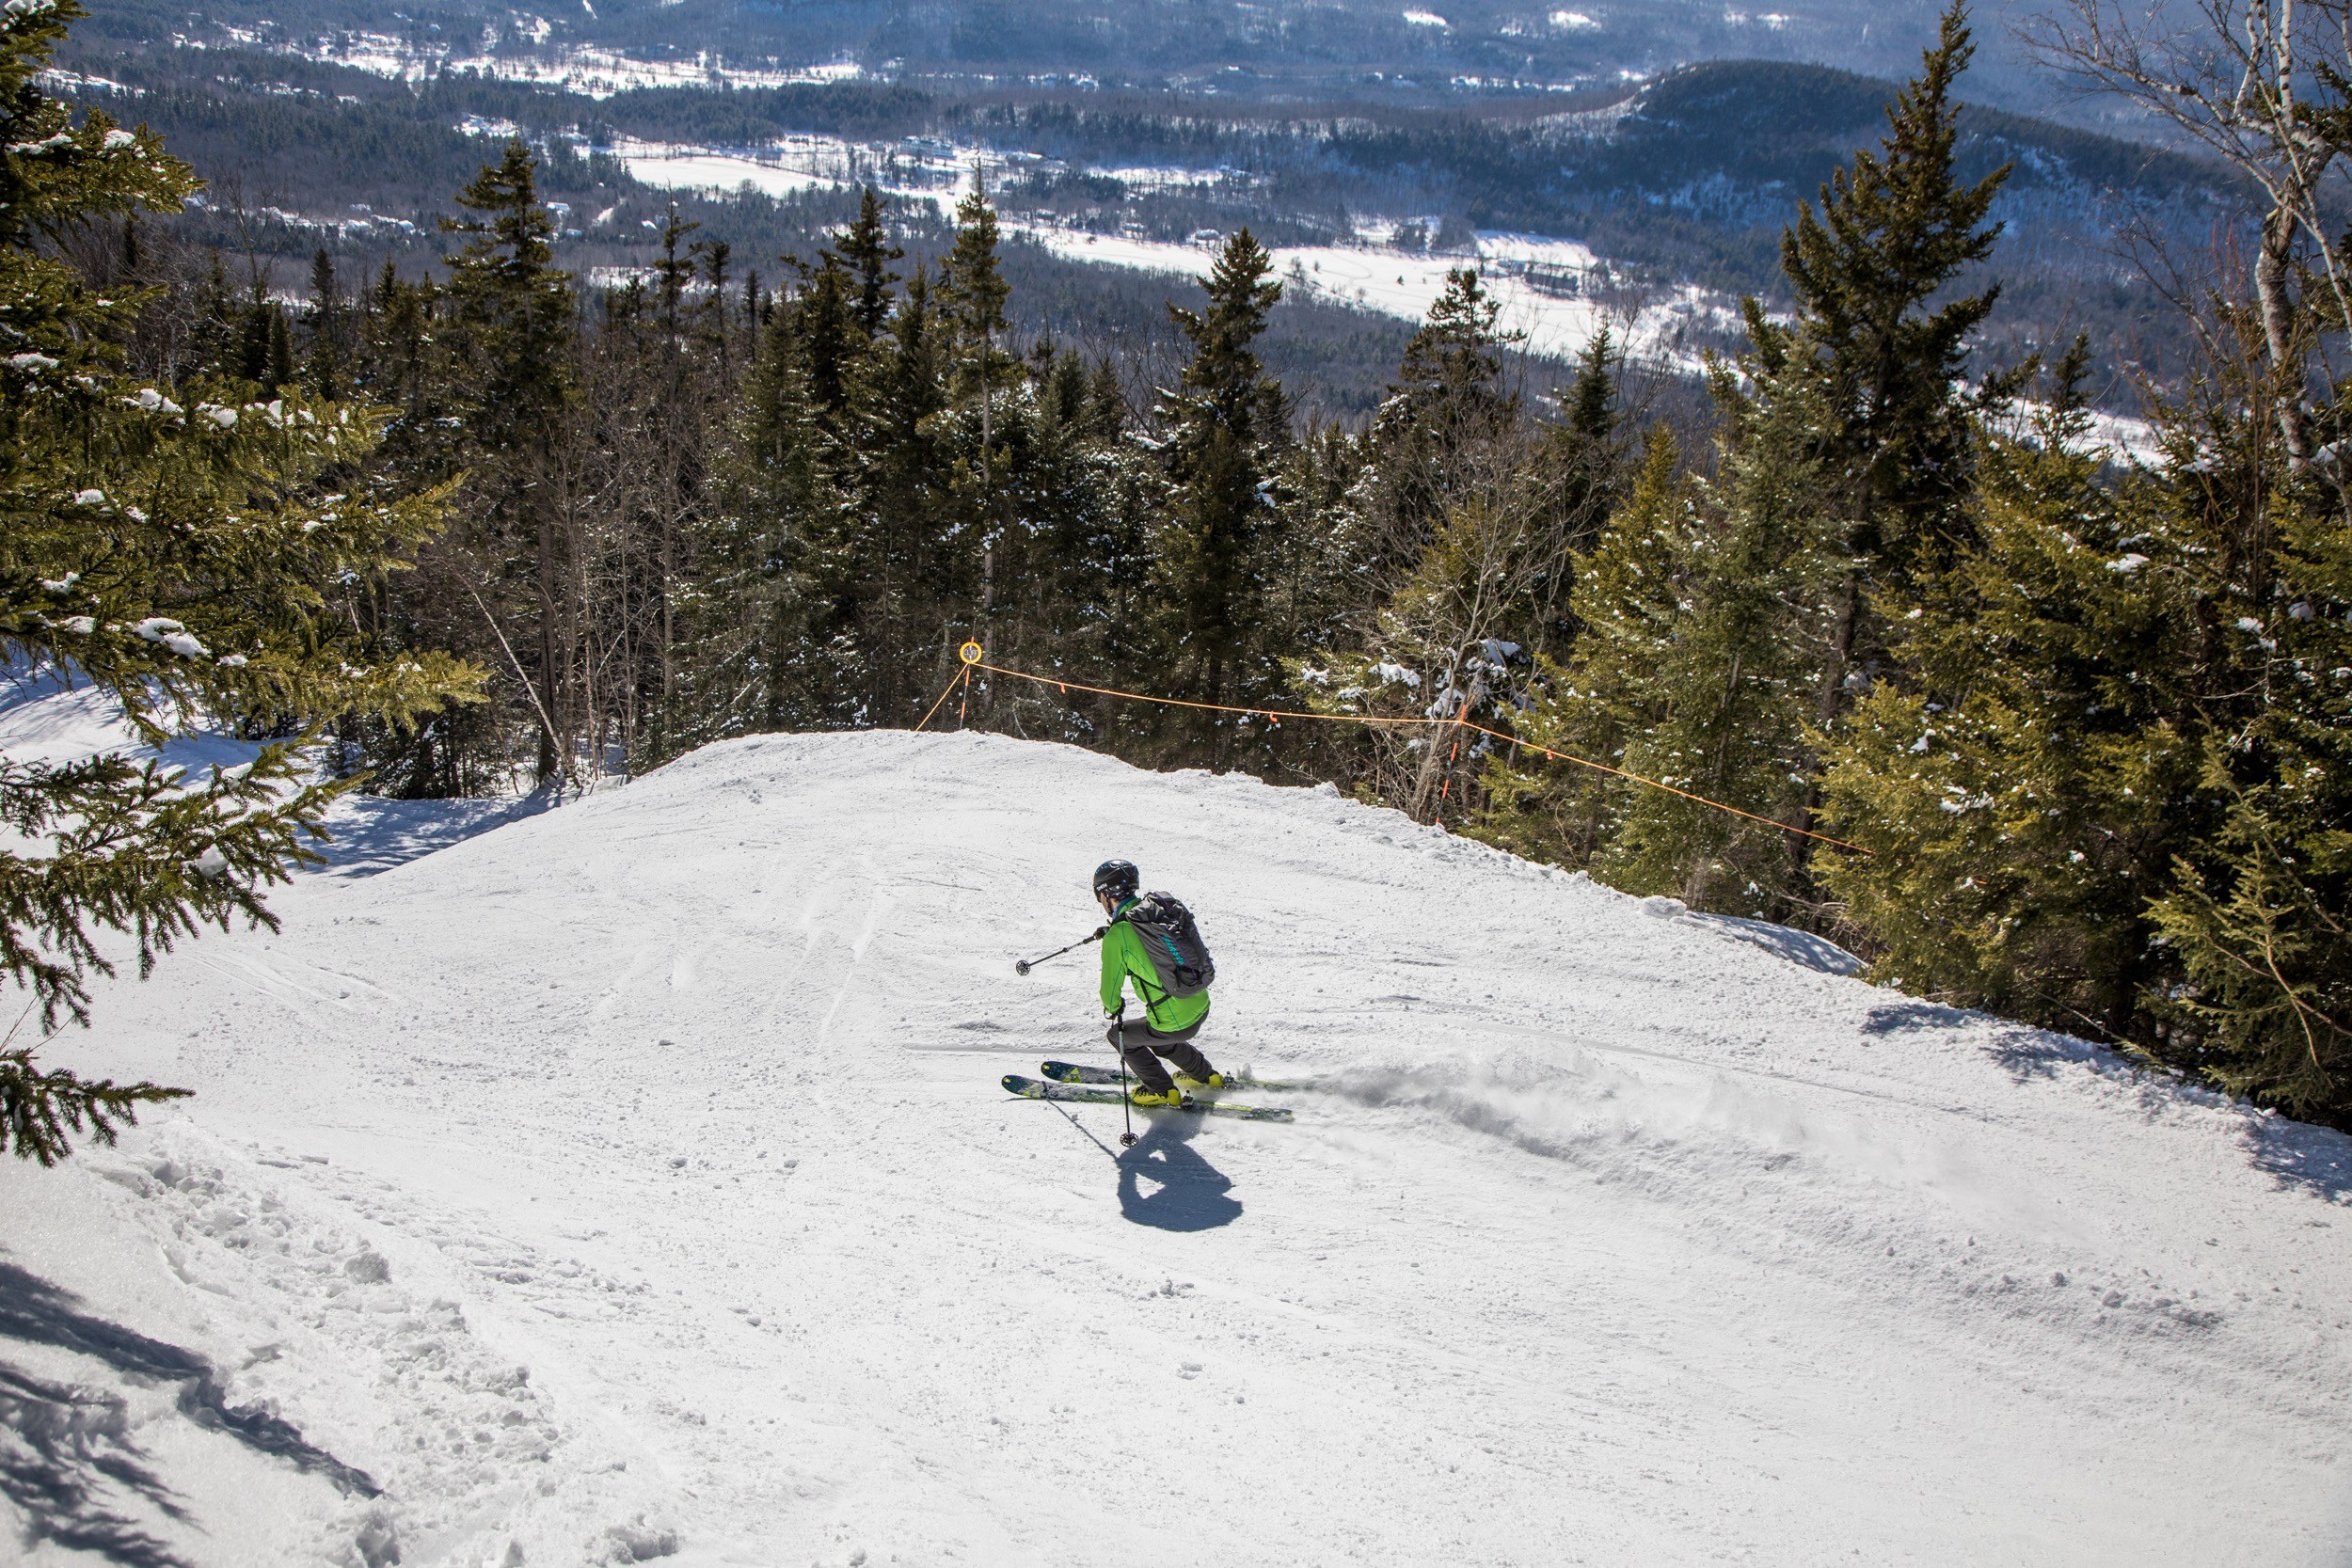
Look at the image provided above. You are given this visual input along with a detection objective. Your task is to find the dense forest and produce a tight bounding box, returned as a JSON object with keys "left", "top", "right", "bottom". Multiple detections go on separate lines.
{"left": 7, "top": 0, "right": 2350, "bottom": 1154}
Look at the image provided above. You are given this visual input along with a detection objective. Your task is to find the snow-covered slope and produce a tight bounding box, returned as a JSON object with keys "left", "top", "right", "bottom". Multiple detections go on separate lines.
{"left": 4, "top": 731, "right": 2348, "bottom": 1566}
{"left": 0, "top": 659, "right": 548, "bottom": 879}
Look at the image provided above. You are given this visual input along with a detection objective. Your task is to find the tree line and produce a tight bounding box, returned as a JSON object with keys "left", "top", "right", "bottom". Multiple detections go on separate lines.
{"left": 5, "top": 0, "right": 2348, "bottom": 1154}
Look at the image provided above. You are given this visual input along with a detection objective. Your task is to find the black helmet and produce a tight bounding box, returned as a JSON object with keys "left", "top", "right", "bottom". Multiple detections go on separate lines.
{"left": 1092, "top": 859, "right": 1138, "bottom": 902}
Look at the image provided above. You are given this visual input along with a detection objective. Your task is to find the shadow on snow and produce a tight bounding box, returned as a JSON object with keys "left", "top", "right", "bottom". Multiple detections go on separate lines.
{"left": 0, "top": 1260, "right": 377, "bottom": 1566}
{"left": 1893, "top": 1004, "right": 2352, "bottom": 1207}
{"left": 1117, "top": 1119, "right": 1243, "bottom": 1231}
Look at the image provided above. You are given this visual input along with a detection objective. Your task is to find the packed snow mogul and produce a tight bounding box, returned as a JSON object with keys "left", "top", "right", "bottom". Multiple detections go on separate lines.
{"left": 1091, "top": 859, "right": 1229, "bottom": 1105}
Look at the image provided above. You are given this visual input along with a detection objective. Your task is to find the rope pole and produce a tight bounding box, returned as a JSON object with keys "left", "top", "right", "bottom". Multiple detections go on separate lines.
{"left": 967, "top": 657, "right": 1871, "bottom": 857}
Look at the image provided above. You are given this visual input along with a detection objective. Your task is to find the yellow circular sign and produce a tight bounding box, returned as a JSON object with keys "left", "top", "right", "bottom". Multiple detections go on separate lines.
{"left": 959, "top": 640, "right": 984, "bottom": 666}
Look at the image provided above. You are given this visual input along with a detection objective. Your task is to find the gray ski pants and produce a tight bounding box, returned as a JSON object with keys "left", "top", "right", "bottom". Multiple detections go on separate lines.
{"left": 1105, "top": 1014, "right": 1215, "bottom": 1094}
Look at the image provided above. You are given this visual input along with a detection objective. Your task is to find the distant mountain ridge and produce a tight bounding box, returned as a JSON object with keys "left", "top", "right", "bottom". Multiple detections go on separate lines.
{"left": 1305, "top": 57, "right": 2232, "bottom": 319}
{"left": 1600, "top": 60, "right": 2218, "bottom": 209}
{"left": 75, "top": 0, "right": 2095, "bottom": 116}
{"left": 48, "top": 24, "right": 2232, "bottom": 399}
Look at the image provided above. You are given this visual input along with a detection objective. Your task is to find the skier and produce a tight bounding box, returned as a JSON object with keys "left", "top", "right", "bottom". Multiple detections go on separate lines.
{"left": 1092, "top": 860, "right": 1228, "bottom": 1105}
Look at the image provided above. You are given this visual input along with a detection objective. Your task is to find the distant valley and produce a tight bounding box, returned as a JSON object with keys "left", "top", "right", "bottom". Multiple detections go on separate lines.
{"left": 50, "top": 3, "right": 2244, "bottom": 412}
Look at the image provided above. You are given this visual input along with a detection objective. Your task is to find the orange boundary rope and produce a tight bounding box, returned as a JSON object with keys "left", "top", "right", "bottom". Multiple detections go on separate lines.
{"left": 912, "top": 665, "right": 965, "bottom": 733}
{"left": 965, "top": 657, "right": 1871, "bottom": 857}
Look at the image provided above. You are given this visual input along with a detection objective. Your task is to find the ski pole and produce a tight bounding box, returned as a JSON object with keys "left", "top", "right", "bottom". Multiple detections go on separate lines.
{"left": 1014, "top": 925, "right": 1106, "bottom": 975}
{"left": 1113, "top": 1002, "right": 1136, "bottom": 1148}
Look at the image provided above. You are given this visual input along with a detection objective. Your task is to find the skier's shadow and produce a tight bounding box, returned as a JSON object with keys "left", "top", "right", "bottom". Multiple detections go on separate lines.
{"left": 1116, "top": 1118, "right": 1242, "bottom": 1231}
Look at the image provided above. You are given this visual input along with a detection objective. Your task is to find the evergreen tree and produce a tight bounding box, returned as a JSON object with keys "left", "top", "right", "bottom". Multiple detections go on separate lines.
{"left": 1154, "top": 230, "right": 1292, "bottom": 763}
{"left": 1, "top": 0, "right": 481, "bottom": 1163}
{"left": 1267, "top": 420, "right": 1360, "bottom": 656}
{"left": 233, "top": 296, "right": 275, "bottom": 384}
{"left": 1475, "top": 424, "right": 1691, "bottom": 867}
{"left": 699, "top": 287, "right": 834, "bottom": 732}
{"left": 441, "top": 139, "right": 580, "bottom": 784}
{"left": 987, "top": 346, "right": 1146, "bottom": 732}
{"left": 835, "top": 186, "right": 902, "bottom": 340}
{"left": 1480, "top": 3, "right": 2010, "bottom": 911}
{"left": 696, "top": 235, "right": 734, "bottom": 379}
{"left": 339, "top": 260, "right": 498, "bottom": 800}
{"left": 1084, "top": 357, "right": 1130, "bottom": 441}
{"left": 1505, "top": 325, "right": 1627, "bottom": 669}
{"left": 304, "top": 246, "right": 343, "bottom": 399}
{"left": 2143, "top": 415, "right": 2351, "bottom": 1116}
{"left": 796, "top": 255, "right": 861, "bottom": 428}
{"left": 650, "top": 202, "right": 699, "bottom": 341}
{"left": 1773, "top": 0, "right": 2012, "bottom": 727}
{"left": 1816, "top": 355, "right": 2186, "bottom": 1035}
{"left": 851, "top": 269, "right": 952, "bottom": 721}
{"left": 939, "top": 183, "right": 1011, "bottom": 390}
{"left": 2151, "top": 555, "right": 2352, "bottom": 1114}
{"left": 1592, "top": 364, "right": 1836, "bottom": 909}
{"left": 264, "top": 304, "right": 295, "bottom": 392}
{"left": 1545, "top": 330, "right": 1626, "bottom": 553}
{"left": 870, "top": 270, "right": 950, "bottom": 709}
{"left": 937, "top": 182, "right": 1017, "bottom": 658}
{"left": 1820, "top": 319, "right": 2352, "bottom": 1122}
{"left": 1353, "top": 266, "right": 1522, "bottom": 574}
{"left": 354, "top": 262, "right": 453, "bottom": 490}
{"left": 1301, "top": 298, "right": 1622, "bottom": 819}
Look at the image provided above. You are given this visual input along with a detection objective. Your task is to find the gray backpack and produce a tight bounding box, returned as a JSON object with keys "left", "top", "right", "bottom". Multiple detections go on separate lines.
{"left": 1120, "top": 893, "right": 1216, "bottom": 998}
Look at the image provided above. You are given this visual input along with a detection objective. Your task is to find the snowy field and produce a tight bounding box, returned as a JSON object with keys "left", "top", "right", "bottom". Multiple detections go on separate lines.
{"left": 1021, "top": 227, "right": 1728, "bottom": 368}
{"left": 602, "top": 135, "right": 1712, "bottom": 368}
{"left": 3, "top": 722, "right": 2350, "bottom": 1566}
{"left": 281, "top": 35, "right": 864, "bottom": 97}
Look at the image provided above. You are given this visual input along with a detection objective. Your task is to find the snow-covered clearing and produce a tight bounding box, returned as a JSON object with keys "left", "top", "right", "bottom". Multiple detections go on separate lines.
{"left": 0, "top": 661, "right": 548, "bottom": 880}
{"left": 607, "top": 135, "right": 1070, "bottom": 214}
{"left": 603, "top": 133, "right": 1705, "bottom": 368}
{"left": 1024, "top": 226, "right": 1727, "bottom": 368}
{"left": 3, "top": 727, "right": 2348, "bottom": 1565}
{"left": 277, "top": 35, "right": 862, "bottom": 98}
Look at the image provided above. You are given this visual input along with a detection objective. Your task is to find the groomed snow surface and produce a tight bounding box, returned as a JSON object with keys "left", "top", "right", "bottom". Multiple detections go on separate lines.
{"left": 3, "top": 730, "right": 2349, "bottom": 1566}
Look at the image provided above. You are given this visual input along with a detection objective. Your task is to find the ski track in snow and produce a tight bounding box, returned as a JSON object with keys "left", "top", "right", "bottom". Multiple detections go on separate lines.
{"left": 3, "top": 730, "right": 2349, "bottom": 1565}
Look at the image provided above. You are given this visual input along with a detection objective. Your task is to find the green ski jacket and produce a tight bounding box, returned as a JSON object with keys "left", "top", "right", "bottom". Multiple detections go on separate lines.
{"left": 1099, "top": 896, "right": 1212, "bottom": 1030}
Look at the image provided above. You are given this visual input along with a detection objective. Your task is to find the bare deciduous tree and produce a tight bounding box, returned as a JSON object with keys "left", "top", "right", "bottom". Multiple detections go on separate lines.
{"left": 2022, "top": 0, "right": 2352, "bottom": 463}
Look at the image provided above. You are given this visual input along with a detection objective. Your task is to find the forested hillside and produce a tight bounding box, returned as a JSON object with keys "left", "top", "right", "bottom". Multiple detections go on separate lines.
{"left": 58, "top": 0, "right": 2073, "bottom": 111}
{"left": 6, "top": 0, "right": 2349, "bottom": 1161}
{"left": 45, "top": 15, "right": 2238, "bottom": 396}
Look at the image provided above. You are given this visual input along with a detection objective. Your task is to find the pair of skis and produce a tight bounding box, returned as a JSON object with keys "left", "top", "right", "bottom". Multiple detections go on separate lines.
{"left": 1001, "top": 1061, "right": 1296, "bottom": 1123}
